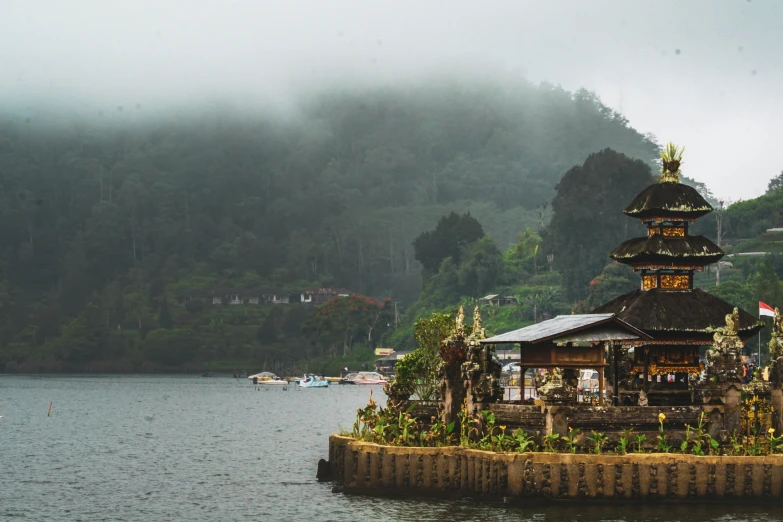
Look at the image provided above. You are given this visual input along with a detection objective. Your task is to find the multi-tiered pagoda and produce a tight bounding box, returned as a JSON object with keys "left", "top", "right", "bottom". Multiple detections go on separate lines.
{"left": 594, "top": 144, "right": 762, "bottom": 404}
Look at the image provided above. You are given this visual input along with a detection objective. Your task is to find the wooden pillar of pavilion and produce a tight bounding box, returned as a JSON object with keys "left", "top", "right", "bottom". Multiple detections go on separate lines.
{"left": 598, "top": 366, "right": 605, "bottom": 405}
{"left": 481, "top": 314, "right": 651, "bottom": 406}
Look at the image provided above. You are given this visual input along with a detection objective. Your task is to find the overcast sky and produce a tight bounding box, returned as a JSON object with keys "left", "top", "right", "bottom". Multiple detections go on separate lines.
{"left": 2, "top": 0, "right": 781, "bottom": 200}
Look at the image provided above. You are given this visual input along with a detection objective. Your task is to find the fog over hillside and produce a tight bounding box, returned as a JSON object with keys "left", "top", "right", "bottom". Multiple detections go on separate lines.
{"left": 2, "top": 0, "right": 782, "bottom": 199}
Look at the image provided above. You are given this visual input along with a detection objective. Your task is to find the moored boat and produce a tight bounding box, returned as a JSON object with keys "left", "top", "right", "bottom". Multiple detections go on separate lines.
{"left": 299, "top": 375, "right": 329, "bottom": 388}
{"left": 338, "top": 372, "right": 359, "bottom": 385}
{"left": 248, "top": 372, "right": 288, "bottom": 385}
{"left": 349, "top": 371, "right": 388, "bottom": 385}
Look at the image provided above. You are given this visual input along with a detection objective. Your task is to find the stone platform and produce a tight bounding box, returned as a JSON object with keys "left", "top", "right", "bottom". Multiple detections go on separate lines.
{"left": 327, "top": 435, "right": 783, "bottom": 500}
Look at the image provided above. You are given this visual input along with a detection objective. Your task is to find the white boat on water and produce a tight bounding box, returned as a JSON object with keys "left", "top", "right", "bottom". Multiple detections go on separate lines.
{"left": 248, "top": 372, "right": 288, "bottom": 385}
{"left": 350, "top": 371, "right": 388, "bottom": 385}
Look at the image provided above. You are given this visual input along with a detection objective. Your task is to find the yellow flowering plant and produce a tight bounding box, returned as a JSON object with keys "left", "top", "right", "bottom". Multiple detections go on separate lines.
{"left": 655, "top": 412, "right": 673, "bottom": 453}
{"left": 768, "top": 427, "right": 783, "bottom": 453}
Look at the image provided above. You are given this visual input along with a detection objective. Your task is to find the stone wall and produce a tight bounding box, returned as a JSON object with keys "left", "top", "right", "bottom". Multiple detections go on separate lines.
{"left": 328, "top": 435, "right": 783, "bottom": 500}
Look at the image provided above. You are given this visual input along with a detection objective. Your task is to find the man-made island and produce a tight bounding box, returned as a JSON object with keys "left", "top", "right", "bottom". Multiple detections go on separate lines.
{"left": 321, "top": 145, "right": 783, "bottom": 501}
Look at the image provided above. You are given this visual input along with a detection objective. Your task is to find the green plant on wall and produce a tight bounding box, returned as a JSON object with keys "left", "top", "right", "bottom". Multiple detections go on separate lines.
{"left": 561, "top": 427, "right": 581, "bottom": 454}
{"left": 393, "top": 312, "right": 457, "bottom": 400}
{"left": 587, "top": 431, "right": 607, "bottom": 455}
{"left": 514, "top": 429, "right": 536, "bottom": 453}
{"left": 634, "top": 434, "right": 647, "bottom": 454}
{"left": 655, "top": 413, "right": 673, "bottom": 453}
{"left": 542, "top": 433, "right": 560, "bottom": 453}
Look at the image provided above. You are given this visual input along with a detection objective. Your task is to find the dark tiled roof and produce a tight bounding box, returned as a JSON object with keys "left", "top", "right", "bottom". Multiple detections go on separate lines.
{"left": 593, "top": 288, "right": 763, "bottom": 338}
{"left": 610, "top": 235, "right": 724, "bottom": 265}
{"left": 624, "top": 183, "right": 713, "bottom": 220}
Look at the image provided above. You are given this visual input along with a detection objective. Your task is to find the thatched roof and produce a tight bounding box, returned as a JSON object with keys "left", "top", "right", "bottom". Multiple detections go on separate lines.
{"left": 593, "top": 288, "right": 762, "bottom": 340}
{"left": 624, "top": 183, "right": 713, "bottom": 220}
{"left": 610, "top": 235, "right": 724, "bottom": 265}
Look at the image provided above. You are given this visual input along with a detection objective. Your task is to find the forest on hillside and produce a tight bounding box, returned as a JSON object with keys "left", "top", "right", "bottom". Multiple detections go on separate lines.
{"left": 5, "top": 78, "right": 780, "bottom": 373}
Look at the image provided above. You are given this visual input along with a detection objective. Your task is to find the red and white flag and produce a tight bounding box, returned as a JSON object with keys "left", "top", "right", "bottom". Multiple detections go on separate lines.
{"left": 760, "top": 301, "right": 775, "bottom": 317}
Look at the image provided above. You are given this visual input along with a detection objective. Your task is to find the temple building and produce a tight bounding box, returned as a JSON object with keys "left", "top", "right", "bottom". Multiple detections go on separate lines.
{"left": 593, "top": 144, "right": 763, "bottom": 404}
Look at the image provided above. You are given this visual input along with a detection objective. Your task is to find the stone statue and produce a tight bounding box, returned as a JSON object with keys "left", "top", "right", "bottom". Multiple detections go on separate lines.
{"left": 461, "top": 316, "right": 502, "bottom": 414}
{"left": 455, "top": 305, "right": 465, "bottom": 335}
{"left": 637, "top": 390, "right": 648, "bottom": 407}
{"left": 725, "top": 307, "right": 739, "bottom": 336}
{"left": 698, "top": 306, "right": 745, "bottom": 402}
{"left": 473, "top": 305, "right": 482, "bottom": 336}
{"left": 438, "top": 305, "right": 501, "bottom": 433}
{"left": 768, "top": 308, "right": 783, "bottom": 385}
{"left": 536, "top": 368, "right": 577, "bottom": 404}
{"left": 712, "top": 307, "right": 743, "bottom": 355}
{"left": 770, "top": 308, "right": 783, "bottom": 361}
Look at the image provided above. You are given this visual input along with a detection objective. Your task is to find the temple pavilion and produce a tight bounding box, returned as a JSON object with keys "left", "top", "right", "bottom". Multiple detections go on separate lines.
{"left": 481, "top": 144, "right": 762, "bottom": 407}
{"left": 593, "top": 144, "right": 762, "bottom": 404}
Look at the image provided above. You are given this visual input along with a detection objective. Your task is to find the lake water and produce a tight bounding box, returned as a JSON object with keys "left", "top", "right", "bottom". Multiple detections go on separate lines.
{"left": 1, "top": 375, "right": 781, "bottom": 521}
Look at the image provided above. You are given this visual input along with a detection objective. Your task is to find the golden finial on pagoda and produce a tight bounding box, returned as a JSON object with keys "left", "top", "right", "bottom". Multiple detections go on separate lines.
{"left": 660, "top": 142, "right": 685, "bottom": 183}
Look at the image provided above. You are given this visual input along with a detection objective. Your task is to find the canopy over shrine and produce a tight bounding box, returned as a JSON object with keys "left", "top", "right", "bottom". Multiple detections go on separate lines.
{"left": 482, "top": 314, "right": 650, "bottom": 404}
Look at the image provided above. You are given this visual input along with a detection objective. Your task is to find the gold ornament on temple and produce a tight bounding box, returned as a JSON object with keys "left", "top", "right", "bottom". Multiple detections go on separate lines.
{"left": 660, "top": 274, "right": 690, "bottom": 289}
{"left": 662, "top": 227, "right": 686, "bottom": 237}
{"left": 659, "top": 142, "right": 684, "bottom": 184}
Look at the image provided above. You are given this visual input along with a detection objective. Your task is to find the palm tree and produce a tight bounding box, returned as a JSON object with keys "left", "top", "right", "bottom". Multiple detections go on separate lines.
{"left": 524, "top": 287, "right": 560, "bottom": 323}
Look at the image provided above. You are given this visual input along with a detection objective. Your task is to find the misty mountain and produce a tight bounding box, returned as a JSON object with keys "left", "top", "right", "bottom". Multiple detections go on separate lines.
{"left": 0, "top": 79, "right": 658, "bottom": 370}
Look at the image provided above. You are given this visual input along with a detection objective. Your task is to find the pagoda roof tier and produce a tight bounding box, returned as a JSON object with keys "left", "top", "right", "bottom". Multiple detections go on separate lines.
{"left": 624, "top": 182, "right": 713, "bottom": 220}
{"left": 610, "top": 235, "right": 724, "bottom": 266}
{"left": 593, "top": 288, "right": 763, "bottom": 341}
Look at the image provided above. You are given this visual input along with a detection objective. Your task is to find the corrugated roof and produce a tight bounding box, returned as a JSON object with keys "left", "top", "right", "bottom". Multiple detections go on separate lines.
{"left": 481, "top": 314, "right": 648, "bottom": 344}
{"left": 550, "top": 327, "right": 642, "bottom": 344}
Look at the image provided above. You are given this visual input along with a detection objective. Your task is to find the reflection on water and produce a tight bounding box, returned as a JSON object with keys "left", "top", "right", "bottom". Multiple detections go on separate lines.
{"left": 1, "top": 375, "right": 781, "bottom": 521}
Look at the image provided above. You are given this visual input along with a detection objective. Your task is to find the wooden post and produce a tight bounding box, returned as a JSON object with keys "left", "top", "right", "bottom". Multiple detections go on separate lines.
{"left": 598, "top": 366, "right": 605, "bottom": 406}
{"left": 611, "top": 342, "right": 618, "bottom": 406}
{"left": 520, "top": 367, "right": 527, "bottom": 401}
{"left": 643, "top": 347, "right": 650, "bottom": 395}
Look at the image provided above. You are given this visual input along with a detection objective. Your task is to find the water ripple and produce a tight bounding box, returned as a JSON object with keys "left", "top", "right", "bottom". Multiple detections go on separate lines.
{"left": 1, "top": 375, "right": 778, "bottom": 521}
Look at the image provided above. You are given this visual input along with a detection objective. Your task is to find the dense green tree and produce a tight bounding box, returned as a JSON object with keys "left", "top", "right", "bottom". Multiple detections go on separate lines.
{"left": 257, "top": 308, "right": 282, "bottom": 344}
{"left": 503, "top": 228, "right": 542, "bottom": 283}
{"left": 706, "top": 280, "right": 756, "bottom": 315}
{"left": 579, "top": 262, "right": 639, "bottom": 311}
{"left": 748, "top": 261, "right": 783, "bottom": 308}
{"left": 144, "top": 328, "right": 200, "bottom": 366}
{"left": 767, "top": 171, "right": 783, "bottom": 194}
{"left": 694, "top": 189, "right": 783, "bottom": 240}
{"left": 394, "top": 312, "right": 458, "bottom": 400}
{"left": 413, "top": 212, "right": 485, "bottom": 277}
{"left": 543, "top": 149, "right": 654, "bottom": 300}
{"left": 457, "top": 237, "right": 504, "bottom": 297}
{"left": 157, "top": 298, "right": 173, "bottom": 330}
{"left": 302, "top": 295, "right": 393, "bottom": 357}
